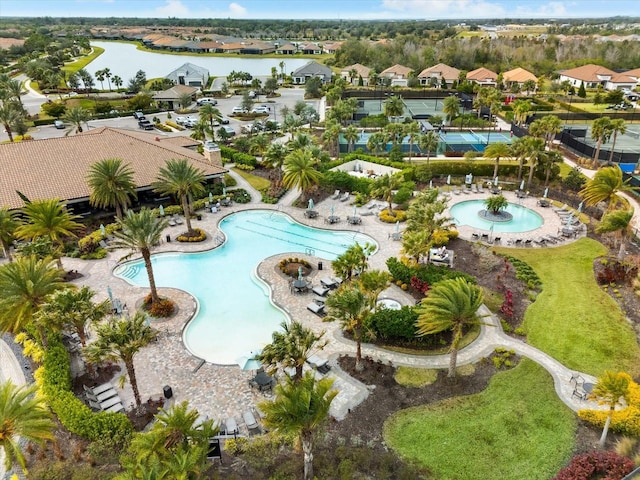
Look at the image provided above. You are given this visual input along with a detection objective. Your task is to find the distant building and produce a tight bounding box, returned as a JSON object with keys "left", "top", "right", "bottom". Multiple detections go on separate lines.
{"left": 380, "top": 64, "right": 414, "bottom": 87}
{"left": 558, "top": 64, "right": 637, "bottom": 90}
{"left": 165, "top": 63, "right": 209, "bottom": 88}
{"left": 418, "top": 63, "right": 460, "bottom": 88}
{"left": 153, "top": 84, "right": 199, "bottom": 110}
{"left": 341, "top": 63, "right": 372, "bottom": 86}
{"left": 291, "top": 61, "right": 333, "bottom": 84}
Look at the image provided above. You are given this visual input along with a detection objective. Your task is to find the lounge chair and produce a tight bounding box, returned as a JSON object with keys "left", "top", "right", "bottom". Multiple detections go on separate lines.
{"left": 307, "top": 354, "right": 331, "bottom": 374}
{"left": 471, "top": 232, "right": 480, "bottom": 240}
{"left": 360, "top": 210, "right": 374, "bottom": 216}
{"left": 453, "top": 186, "right": 461, "bottom": 195}
{"left": 389, "top": 232, "right": 402, "bottom": 241}
{"left": 99, "top": 240, "right": 109, "bottom": 249}
{"left": 225, "top": 416, "right": 239, "bottom": 435}
{"left": 332, "top": 277, "right": 343, "bottom": 286}
{"left": 514, "top": 239, "right": 523, "bottom": 247}
{"left": 174, "top": 216, "right": 184, "bottom": 225}
{"left": 524, "top": 239, "right": 533, "bottom": 247}
{"left": 366, "top": 201, "right": 377, "bottom": 210}
{"left": 477, "top": 184, "right": 484, "bottom": 193}
{"left": 480, "top": 233, "right": 489, "bottom": 242}
{"left": 320, "top": 277, "right": 337, "bottom": 289}
{"left": 243, "top": 410, "right": 260, "bottom": 431}
{"left": 307, "top": 302, "right": 325, "bottom": 316}
{"left": 168, "top": 219, "right": 177, "bottom": 227}
{"left": 533, "top": 238, "right": 547, "bottom": 247}
{"left": 339, "top": 191, "right": 350, "bottom": 202}
{"left": 312, "top": 285, "right": 330, "bottom": 296}
{"left": 89, "top": 388, "right": 118, "bottom": 403}
{"left": 89, "top": 382, "right": 114, "bottom": 395}
{"left": 331, "top": 190, "right": 340, "bottom": 200}
{"left": 462, "top": 186, "right": 470, "bottom": 194}
{"left": 104, "top": 402, "right": 125, "bottom": 413}
{"left": 312, "top": 295, "right": 327, "bottom": 305}
{"left": 492, "top": 237, "right": 501, "bottom": 245}
{"left": 471, "top": 184, "right": 478, "bottom": 193}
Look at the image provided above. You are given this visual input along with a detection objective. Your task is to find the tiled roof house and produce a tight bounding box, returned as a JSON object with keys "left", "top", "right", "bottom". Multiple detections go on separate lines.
{"left": 380, "top": 64, "right": 414, "bottom": 87}
{"left": 558, "top": 64, "right": 637, "bottom": 90}
{"left": 502, "top": 67, "right": 538, "bottom": 89}
{"left": 340, "top": 63, "right": 372, "bottom": 85}
{"left": 417, "top": 63, "right": 460, "bottom": 88}
{"left": 466, "top": 67, "right": 498, "bottom": 86}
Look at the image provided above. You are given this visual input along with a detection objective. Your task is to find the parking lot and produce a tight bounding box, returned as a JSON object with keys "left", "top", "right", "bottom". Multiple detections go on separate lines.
{"left": 0, "top": 86, "right": 315, "bottom": 143}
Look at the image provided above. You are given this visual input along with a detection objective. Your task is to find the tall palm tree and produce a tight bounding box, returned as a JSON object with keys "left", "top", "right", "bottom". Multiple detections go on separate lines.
{"left": 416, "top": 277, "right": 484, "bottom": 377}
{"left": 0, "top": 208, "right": 18, "bottom": 262}
{"left": 442, "top": 95, "right": 460, "bottom": 128}
{"left": 189, "top": 121, "right": 207, "bottom": 142}
{"left": 366, "top": 131, "right": 388, "bottom": 157}
{"left": 596, "top": 209, "right": 634, "bottom": 261}
{"left": 63, "top": 106, "right": 91, "bottom": 134}
{"left": 111, "top": 208, "right": 168, "bottom": 306}
{"left": 404, "top": 122, "right": 420, "bottom": 163}
{"left": 343, "top": 124, "right": 360, "bottom": 153}
{"left": 484, "top": 142, "right": 511, "bottom": 179}
{"left": 87, "top": 158, "right": 138, "bottom": 219}
{"left": 321, "top": 120, "right": 341, "bottom": 157}
{"left": 589, "top": 371, "right": 630, "bottom": 447}
{"left": 153, "top": 159, "right": 206, "bottom": 237}
{"left": 580, "top": 165, "right": 638, "bottom": 210}
{"left": 372, "top": 173, "right": 403, "bottom": 214}
{"left": 259, "top": 321, "right": 327, "bottom": 382}
{"left": 418, "top": 130, "right": 439, "bottom": 165}
{"left": 529, "top": 115, "right": 562, "bottom": 150}
{"left": 282, "top": 149, "right": 322, "bottom": 201}
{"left": 331, "top": 242, "right": 375, "bottom": 281}
{"left": 511, "top": 99, "right": 531, "bottom": 126}
{"left": 384, "top": 123, "right": 405, "bottom": 150}
{"left": 541, "top": 150, "right": 563, "bottom": 187}
{"left": 590, "top": 116, "right": 613, "bottom": 162}
{"left": 511, "top": 136, "right": 543, "bottom": 182}
{"left": 0, "top": 381, "right": 54, "bottom": 476}
{"left": 198, "top": 104, "right": 222, "bottom": 139}
{"left": 259, "top": 372, "right": 337, "bottom": 480}
{"left": 0, "top": 102, "right": 20, "bottom": 142}
{"left": 383, "top": 95, "right": 404, "bottom": 122}
{"left": 263, "top": 142, "right": 287, "bottom": 188}
{"left": 0, "top": 256, "right": 65, "bottom": 344}
{"left": 84, "top": 311, "right": 158, "bottom": 407}
{"left": 15, "top": 198, "right": 82, "bottom": 269}
{"left": 608, "top": 119, "right": 627, "bottom": 163}
{"left": 526, "top": 139, "right": 547, "bottom": 189}
{"left": 113, "top": 75, "right": 123, "bottom": 90}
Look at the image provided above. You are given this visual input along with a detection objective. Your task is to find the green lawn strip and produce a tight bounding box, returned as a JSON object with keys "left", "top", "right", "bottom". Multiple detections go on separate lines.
{"left": 61, "top": 46, "right": 105, "bottom": 76}
{"left": 496, "top": 238, "right": 640, "bottom": 376}
{"left": 384, "top": 360, "right": 575, "bottom": 480}
{"left": 394, "top": 367, "right": 438, "bottom": 387}
{"left": 231, "top": 167, "right": 270, "bottom": 192}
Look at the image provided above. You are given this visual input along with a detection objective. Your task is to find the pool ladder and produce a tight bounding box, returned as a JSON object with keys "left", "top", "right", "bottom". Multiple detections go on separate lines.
{"left": 305, "top": 247, "right": 315, "bottom": 256}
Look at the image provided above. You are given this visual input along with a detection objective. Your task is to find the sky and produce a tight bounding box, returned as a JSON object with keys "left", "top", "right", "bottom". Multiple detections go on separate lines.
{"left": 0, "top": 0, "right": 638, "bottom": 20}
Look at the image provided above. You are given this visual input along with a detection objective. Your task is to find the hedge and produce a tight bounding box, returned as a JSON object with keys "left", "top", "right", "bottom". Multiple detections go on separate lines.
{"left": 386, "top": 257, "right": 476, "bottom": 287}
{"left": 369, "top": 306, "right": 419, "bottom": 341}
{"left": 320, "top": 170, "right": 372, "bottom": 194}
{"left": 220, "top": 145, "right": 258, "bottom": 167}
{"left": 39, "top": 341, "right": 133, "bottom": 441}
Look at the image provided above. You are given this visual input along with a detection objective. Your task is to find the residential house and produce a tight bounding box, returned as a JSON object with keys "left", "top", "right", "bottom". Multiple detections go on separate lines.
{"left": 380, "top": 64, "right": 414, "bottom": 87}
{"left": 417, "top": 63, "right": 460, "bottom": 88}
{"left": 291, "top": 61, "right": 333, "bottom": 84}
{"left": 165, "top": 63, "right": 209, "bottom": 88}
{"left": 340, "top": 63, "right": 371, "bottom": 86}
{"left": 275, "top": 43, "right": 297, "bottom": 54}
{"left": 502, "top": 67, "right": 538, "bottom": 90}
{"left": 152, "top": 84, "right": 199, "bottom": 110}
{"left": 322, "top": 42, "right": 343, "bottom": 54}
{"left": 558, "top": 63, "right": 637, "bottom": 90}
{"left": 466, "top": 67, "right": 498, "bottom": 86}
{"left": 298, "top": 43, "right": 322, "bottom": 55}
{"left": 240, "top": 41, "right": 276, "bottom": 55}
{"left": 0, "top": 127, "right": 226, "bottom": 211}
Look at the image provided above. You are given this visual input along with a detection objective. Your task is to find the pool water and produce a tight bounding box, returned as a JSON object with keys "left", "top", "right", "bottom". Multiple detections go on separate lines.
{"left": 114, "top": 210, "right": 375, "bottom": 365}
{"left": 450, "top": 200, "right": 543, "bottom": 233}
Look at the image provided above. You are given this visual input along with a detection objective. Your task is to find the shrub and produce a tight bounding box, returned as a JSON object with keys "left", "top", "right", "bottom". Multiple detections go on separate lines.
{"left": 320, "top": 170, "right": 372, "bottom": 195}
{"left": 369, "top": 306, "right": 419, "bottom": 341}
{"left": 176, "top": 228, "right": 206, "bottom": 242}
{"left": 393, "top": 187, "right": 413, "bottom": 206}
{"left": 225, "top": 437, "right": 249, "bottom": 456}
{"left": 552, "top": 451, "right": 633, "bottom": 480}
{"left": 501, "top": 255, "right": 542, "bottom": 290}
{"left": 379, "top": 209, "right": 407, "bottom": 223}
{"left": 80, "top": 248, "right": 108, "bottom": 260}
{"left": 142, "top": 294, "right": 176, "bottom": 318}
{"left": 235, "top": 163, "right": 255, "bottom": 171}
{"left": 386, "top": 257, "right": 476, "bottom": 288}
{"left": 231, "top": 188, "right": 252, "bottom": 203}
{"left": 165, "top": 120, "right": 185, "bottom": 131}
{"left": 223, "top": 173, "right": 237, "bottom": 187}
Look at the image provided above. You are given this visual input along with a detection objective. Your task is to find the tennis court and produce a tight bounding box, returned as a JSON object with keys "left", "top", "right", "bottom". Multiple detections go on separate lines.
{"left": 402, "top": 99, "right": 445, "bottom": 118}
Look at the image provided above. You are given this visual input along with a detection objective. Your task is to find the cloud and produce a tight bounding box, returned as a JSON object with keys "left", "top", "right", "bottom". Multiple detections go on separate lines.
{"left": 374, "top": 0, "right": 507, "bottom": 18}
{"left": 513, "top": 1, "right": 571, "bottom": 18}
{"left": 228, "top": 2, "right": 248, "bottom": 16}
{"left": 155, "top": 0, "right": 190, "bottom": 17}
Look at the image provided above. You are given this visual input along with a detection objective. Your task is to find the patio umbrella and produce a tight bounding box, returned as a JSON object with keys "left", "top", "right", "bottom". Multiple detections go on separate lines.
{"left": 566, "top": 213, "right": 574, "bottom": 226}
{"left": 99, "top": 224, "right": 106, "bottom": 237}
{"left": 353, "top": 205, "right": 358, "bottom": 217}
{"left": 107, "top": 286, "right": 113, "bottom": 302}
{"left": 466, "top": 173, "right": 473, "bottom": 184}
{"left": 159, "top": 205, "right": 165, "bottom": 216}
{"left": 446, "top": 175, "right": 451, "bottom": 185}
{"left": 298, "top": 266, "right": 303, "bottom": 280}
{"left": 223, "top": 187, "right": 227, "bottom": 196}
{"left": 395, "top": 220, "right": 400, "bottom": 233}
{"left": 520, "top": 180, "right": 525, "bottom": 191}
{"left": 577, "top": 202, "right": 583, "bottom": 213}
{"left": 494, "top": 176, "right": 499, "bottom": 186}
{"left": 308, "top": 198, "right": 314, "bottom": 210}
{"left": 543, "top": 188, "right": 548, "bottom": 198}
{"left": 208, "top": 192, "right": 213, "bottom": 203}
{"left": 429, "top": 180, "right": 433, "bottom": 189}
{"left": 331, "top": 205, "right": 335, "bottom": 216}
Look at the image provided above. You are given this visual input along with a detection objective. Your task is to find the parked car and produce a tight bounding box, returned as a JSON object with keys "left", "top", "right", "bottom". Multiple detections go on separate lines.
{"left": 220, "top": 116, "right": 230, "bottom": 124}
{"left": 53, "top": 120, "right": 65, "bottom": 129}
{"left": 133, "top": 111, "right": 145, "bottom": 120}
{"left": 248, "top": 90, "right": 257, "bottom": 99}
{"left": 251, "top": 106, "right": 270, "bottom": 114}
{"left": 175, "top": 116, "right": 187, "bottom": 125}
{"left": 138, "top": 120, "right": 154, "bottom": 130}
{"left": 221, "top": 125, "right": 236, "bottom": 136}
{"left": 232, "top": 106, "right": 248, "bottom": 115}
{"left": 196, "top": 98, "right": 218, "bottom": 106}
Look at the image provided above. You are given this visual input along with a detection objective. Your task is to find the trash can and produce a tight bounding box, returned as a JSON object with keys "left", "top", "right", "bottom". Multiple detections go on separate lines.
{"left": 163, "top": 385, "right": 173, "bottom": 399}
{"left": 166, "top": 234, "right": 171, "bottom": 243}
{"left": 318, "top": 262, "right": 323, "bottom": 271}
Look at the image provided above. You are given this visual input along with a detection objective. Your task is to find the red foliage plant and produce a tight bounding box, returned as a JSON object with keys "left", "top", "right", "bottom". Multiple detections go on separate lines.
{"left": 500, "top": 289, "right": 514, "bottom": 319}
{"left": 552, "top": 451, "right": 634, "bottom": 480}
{"left": 410, "top": 276, "right": 430, "bottom": 295}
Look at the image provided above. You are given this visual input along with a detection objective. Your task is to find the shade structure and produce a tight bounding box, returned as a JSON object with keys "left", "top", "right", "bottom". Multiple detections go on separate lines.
{"left": 236, "top": 352, "right": 262, "bottom": 371}
{"left": 159, "top": 205, "right": 165, "bottom": 216}
{"left": 543, "top": 188, "right": 548, "bottom": 199}
{"left": 99, "top": 224, "right": 106, "bottom": 237}
{"left": 494, "top": 176, "right": 499, "bottom": 186}
{"left": 520, "top": 180, "right": 525, "bottom": 191}
{"left": 208, "top": 192, "right": 213, "bottom": 203}
{"left": 308, "top": 198, "right": 314, "bottom": 210}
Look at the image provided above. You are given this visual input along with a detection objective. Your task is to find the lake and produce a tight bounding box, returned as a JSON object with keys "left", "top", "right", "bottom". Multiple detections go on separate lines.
{"left": 88, "top": 41, "right": 311, "bottom": 83}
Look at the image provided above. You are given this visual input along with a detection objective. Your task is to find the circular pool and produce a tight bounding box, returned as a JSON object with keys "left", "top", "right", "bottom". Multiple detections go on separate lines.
{"left": 377, "top": 298, "right": 402, "bottom": 310}
{"left": 450, "top": 200, "right": 543, "bottom": 233}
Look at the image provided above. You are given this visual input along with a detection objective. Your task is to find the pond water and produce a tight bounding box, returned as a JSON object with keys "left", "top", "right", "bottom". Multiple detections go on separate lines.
{"left": 88, "top": 41, "right": 311, "bottom": 82}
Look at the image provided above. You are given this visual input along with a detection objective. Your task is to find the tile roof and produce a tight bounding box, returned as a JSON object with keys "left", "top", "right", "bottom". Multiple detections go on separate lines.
{"left": 502, "top": 67, "right": 538, "bottom": 83}
{"left": 417, "top": 63, "right": 460, "bottom": 80}
{"left": 341, "top": 63, "right": 372, "bottom": 77}
{"left": 380, "top": 64, "right": 413, "bottom": 78}
{"left": 559, "top": 64, "right": 617, "bottom": 82}
{"left": 466, "top": 67, "right": 498, "bottom": 81}
{"left": 625, "top": 68, "right": 640, "bottom": 80}
{"left": 0, "top": 128, "right": 226, "bottom": 210}
{"left": 153, "top": 85, "right": 199, "bottom": 100}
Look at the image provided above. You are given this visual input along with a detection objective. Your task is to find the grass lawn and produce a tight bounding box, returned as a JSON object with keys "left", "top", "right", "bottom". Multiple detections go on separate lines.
{"left": 384, "top": 360, "right": 575, "bottom": 480}
{"left": 231, "top": 167, "right": 270, "bottom": 192}
{"left": 61, "top": 46, "right": 105, "bottom": 77}
{"left": 496, "top": 238, "right": 640, "bottom": 376}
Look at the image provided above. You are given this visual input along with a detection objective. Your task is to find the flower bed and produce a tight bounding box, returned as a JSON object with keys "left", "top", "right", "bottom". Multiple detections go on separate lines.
{"left": 176, "top": 228, "right": 206, "bottom": 242}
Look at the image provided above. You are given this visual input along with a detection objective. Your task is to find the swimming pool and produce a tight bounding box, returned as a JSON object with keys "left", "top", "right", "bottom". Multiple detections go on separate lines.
{"left": 113, "top": 210, "right": 375, "bottom": 365}
{"left": 450, "top": 200, "right": 543, "bottom": 233}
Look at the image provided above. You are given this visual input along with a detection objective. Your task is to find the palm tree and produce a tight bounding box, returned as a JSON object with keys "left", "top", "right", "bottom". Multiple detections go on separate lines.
{"left": 366, "top": 131, "right": 388, "bottom": 157}
{"left": 511, "top": 99, "right": 531, "bottom": 126}
{"left": 263, "top": 142, "right": 287, "bottom": 188}
{"left": 0, "top": 256, "right": 65, "bottom": 344}
{"left": 596, "top": 209, "right": 634, "bottom": 260}
{"left": 321, "top": 120, "right": 341, "bottom": 157}
{"left": 190, "top": 121, "right": 208, "bottom": 142}
{"left": 199, "top": 104, "right": 222, "bottom": 139}
{"left": 87, "top": 158, "right": 138, "bottom": 219}
{"left": 249, "top": 133, "right": 270, "bottom": 158}
{"left": 589, "top": 371, "right": 630, "bottom": 447}
{"left": 372, "top": 173, "right": 403, "bottom": 214}
{"left": 416, "top": 277, "right": 484, "bottom": 377}
{"left": 0, "top": 208, "right": 18, "bottom": 261}
{"left": 259, "top": 372, "right": 336, "bottom": 480}
{"left": 282, "top": 149, "right": 322, "bottom": 201}
{"left": 95, "top": 69, "right": 106, "bottom": 90}
{"left": 343, "top": 124, "right": 360, "bottom": 153}
{"left": 103, "top": 67, "right": 113, "bottom": 91}
{"left": 111, "top": 208, "right": 168, "bottom": 306}
{"left": 0, "top": 381, "right": 54, "bottom": 476}
{"left": 442, "top": 95, "right": 460, "bottom": 128}
{"left": 15, "top": 198, "right": 82, "bottom": 269}
{"left": 529, "top": 115, "right": 562, "bottom": 150}
{"left": 153, "top": 159, "right": 206, "bottom": 237}
{"left": 608, "top": 119, "right": 627, "bottom": 163}
{"left": 541, "top": 150, "right": 563, "bottom": 187}
{"left": 85, "top": 311, "right": 158, "bottom": 407}
{"left": 383, "top": 95, "right": 404, "bottom": 122}
{"left": 511, "top": 136, "right": 543, "bottom": 182}
{"left": 484, "top": 142, "right": 511, "bottom": 179}
{"left": 525, "top": 139, "right": 547, "bottom": 189}
{"left": 113, "top": 75, "right": 123, "bottom": 90}
{"left": 404, "top": 122, "right": 420, "bottom": 163}
{"left": 418, "top": 130, "right": 439, "bottom": 165}
{"left": 590, "top": 116, "right": 613, "bottom": 162}
{"left": 259, "top": 321, "right": 327, "bottom": 382}
{"left": 288, "top": 133, "right": 313, "bottom": 151}
{"left": 580, "top": 165, "right": 638, "bottom": 210}
{"left": 0, "top": 102, "right": 20, "bottom": 142}
{"left": 331, "top": 242, "right": 375, "bottom": 281}
{"left": 63, "top": 106, "right": 91, "bottom": 134}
